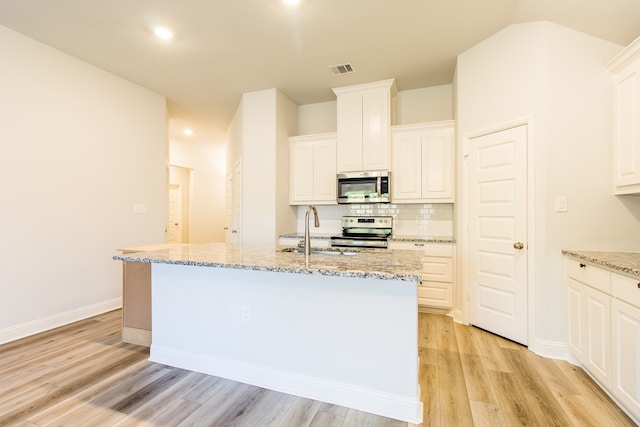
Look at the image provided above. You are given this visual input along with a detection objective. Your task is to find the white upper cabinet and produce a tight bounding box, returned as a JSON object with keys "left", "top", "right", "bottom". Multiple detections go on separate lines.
{"left": 289, "top": 133, "right": 337, "bottom": 205}
{"left": 608, "top": 36, "right": 640, "bottom": 194}
{"left": 333, "top": 79, "right": 396, "bottom": 173}
{"left": 391, "top": 121, "right": 454, "bottom": 203}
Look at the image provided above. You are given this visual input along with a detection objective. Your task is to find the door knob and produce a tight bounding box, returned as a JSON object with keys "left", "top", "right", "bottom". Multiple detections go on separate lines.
{"left": 513, "top": 242, "right": 524, "bottom": 250}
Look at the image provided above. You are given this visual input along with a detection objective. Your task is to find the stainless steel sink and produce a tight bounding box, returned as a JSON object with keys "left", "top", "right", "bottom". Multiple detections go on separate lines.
{"left": 279, "top": 247, "right": 358, "bottom": 256}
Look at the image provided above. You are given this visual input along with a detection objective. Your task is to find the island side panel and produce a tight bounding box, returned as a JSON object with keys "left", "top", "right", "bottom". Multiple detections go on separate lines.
{"left": 150, "top": 263, "right": 422, "bottom": 423}
{"left": 122, "top": 260, "right": 152, "bottom": 346}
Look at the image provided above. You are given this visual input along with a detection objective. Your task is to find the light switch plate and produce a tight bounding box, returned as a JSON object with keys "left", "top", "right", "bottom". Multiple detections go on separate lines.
{"left": 555, "top": 196, "right": 568, "bottom": 212}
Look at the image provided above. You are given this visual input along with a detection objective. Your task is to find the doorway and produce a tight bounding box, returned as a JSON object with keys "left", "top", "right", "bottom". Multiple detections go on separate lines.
{"left": 225, "top": 158, "right": 242, "bottom": 244}
{"left": 466, "top": 124, "right": 529, "bottom": 345}
{"left": 168, "top": 165, "right": 192, "bottom": 243}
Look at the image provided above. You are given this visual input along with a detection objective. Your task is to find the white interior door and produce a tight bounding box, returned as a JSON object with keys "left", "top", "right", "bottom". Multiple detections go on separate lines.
{"left": 231, "top": 159, "right": 242, "bottom": 244}
{"left": 468, "top": 125, "right": 528, "bottom": 345}
{"left": 167, "top": 184, "right": 183, "bottom": 243}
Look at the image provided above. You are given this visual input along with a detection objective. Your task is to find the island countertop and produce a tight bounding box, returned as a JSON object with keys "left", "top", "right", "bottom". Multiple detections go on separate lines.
{"left": 114, "top": 242, "right": 423, "bottom": 283}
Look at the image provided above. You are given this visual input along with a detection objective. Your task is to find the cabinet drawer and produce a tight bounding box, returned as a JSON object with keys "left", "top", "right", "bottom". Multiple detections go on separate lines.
{"left": 612, "top": 273, "right": 640, "bottom": 309}
{"left": 424, "top": 244, "right": 453, "bottom": 257}
{"left": 389, "top": 241, "right": 428, "bottom": 251}
{"left": 423, "top": 256, "right": 453, "bottom": 283}
{"left": 389, "top": 241, "right": 453, "bottom": 257}
{"left": 566, "top": 258, "right": 611, "bottom": 294}
{"left": 418, "top": 283, "right": 453, "bottom": 308}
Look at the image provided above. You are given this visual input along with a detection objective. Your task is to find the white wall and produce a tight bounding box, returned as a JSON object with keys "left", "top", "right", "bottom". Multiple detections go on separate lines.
{"left": 170, "top": 137, "right": 226, "bottom": 243}
{"left": 275, "top": 91, "right": 299, "bottom": 239}
{"left": 456, "top": 21, "right": 640, "bottom": 354}
{"left": 298, "top": 100, "right": 336, "bottom": 135}
{"left": 241, "top": 90, "right": 278, "bottom": 244}
{"left": 0, "top": 26, "right": 167, "bottom": 342}
{"left": 395, "top": 85, "right": 453, "bottom": 125}
{"left": 227, "top": 89, "right": 298, "bottom": 244}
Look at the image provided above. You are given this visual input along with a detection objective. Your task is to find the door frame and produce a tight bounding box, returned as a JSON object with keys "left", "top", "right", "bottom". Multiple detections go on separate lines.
{"left": 459, "top": 116, "right": 537, "bottom": 349}
{"left": 167, "top": 164, "right": 193, "bottom": 243}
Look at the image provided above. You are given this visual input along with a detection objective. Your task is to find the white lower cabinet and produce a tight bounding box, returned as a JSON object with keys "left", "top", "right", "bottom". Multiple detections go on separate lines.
{"left": 583, "top": 284, "right": 612, "bottom": 388}
{"left": 611, "top": 274, "right": 640, "bottom": 417}
{"left": 567, "top": 278, "right": 585, "bottom": 360}
{"left": 565, "top": 257, "right": 640, "bottom": 422}
{"left": 390, "top": 241, "right": 454, "bottom": 308}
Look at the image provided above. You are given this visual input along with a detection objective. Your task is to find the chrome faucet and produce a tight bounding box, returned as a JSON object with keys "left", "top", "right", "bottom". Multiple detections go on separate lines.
{"left": 304, "top": 205, "right": 320, "bottom": 256}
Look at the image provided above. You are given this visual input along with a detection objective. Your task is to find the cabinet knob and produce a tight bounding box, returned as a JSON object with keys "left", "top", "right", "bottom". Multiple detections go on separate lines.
{"left": 579, "top": 263, "right": 586, "bottom": 268}
{"left": 637, "top": 282, "right": 640, "bottom": 289}
{"left": 513, "top": 242, "right": 524, "bottom": 250}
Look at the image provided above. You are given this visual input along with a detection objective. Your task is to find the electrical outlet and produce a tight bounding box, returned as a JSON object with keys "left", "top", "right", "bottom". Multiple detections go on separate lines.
{"left": 241, "top": 305, "right": 251, "bottom": 322}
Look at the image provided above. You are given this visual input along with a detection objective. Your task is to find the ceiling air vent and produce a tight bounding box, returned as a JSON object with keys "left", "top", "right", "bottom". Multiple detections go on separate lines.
{"left": 328, "top": 63, "right": 356, "bottom": 76}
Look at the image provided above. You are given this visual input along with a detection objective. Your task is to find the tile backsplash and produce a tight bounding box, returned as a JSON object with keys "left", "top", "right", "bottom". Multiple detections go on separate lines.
{"left": 296, "top": 203, "right": 454, "bottom": 237}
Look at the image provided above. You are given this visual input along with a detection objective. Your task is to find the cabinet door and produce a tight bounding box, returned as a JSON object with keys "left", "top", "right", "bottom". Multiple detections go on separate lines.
{"left": 336, "top": 91, "right": 363, "bottom": 173}
{"left": 391, "top": 130, "right": 422, "bottom": 201}
{"left": 361, "top": 88, "right": 390, "bottom": 171}
{"left": 421, "top": 255, "right": 454, "bottom": 308}
{"left": 584, "top": 285, "right": 612, "bottom": 388}
{"left": 313, "top": 139, "right": 337, "bottom": 202}
{"left": 612, "top": 298, "right": 640, "bottom": 419}
{"left": 567, "top": 277, "right": 586, "bottom": 362}
{"left": 422, "top": 128, "right": 453, "bottom": 201}
{"left": 613, "top": 59, "right": 640, "bottom": 194}
{"left": 289, "top": 141, "right": 315, "bottom": 203}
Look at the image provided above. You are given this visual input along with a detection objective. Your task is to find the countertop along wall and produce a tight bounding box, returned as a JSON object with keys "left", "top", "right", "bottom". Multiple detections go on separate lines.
{"left": 0, "top": 25, "right": 167, "bottom": 343}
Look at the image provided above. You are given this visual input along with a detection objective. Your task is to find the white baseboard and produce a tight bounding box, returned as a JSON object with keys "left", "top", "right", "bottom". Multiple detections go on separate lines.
{"left": 531, "top": 336, "right": 569, "bottom": 360}
{"left": 0, "top": 298, "right": 121, "bottom": 345}
{"left": 451, "top": 308, "right": 466, "bottom": 324}
{"left": 150, "top": 345, "right": 423, "bottom": 424}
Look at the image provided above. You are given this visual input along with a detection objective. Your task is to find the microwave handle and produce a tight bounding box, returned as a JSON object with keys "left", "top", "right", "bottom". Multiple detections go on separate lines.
{"left": 377, "top": 177, "right": 381, "bottom": 197}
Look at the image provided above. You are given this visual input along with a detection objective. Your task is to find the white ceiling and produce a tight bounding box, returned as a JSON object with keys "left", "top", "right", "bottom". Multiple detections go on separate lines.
{"left": 1, "top": 0, "right": 639, "bottom": 142}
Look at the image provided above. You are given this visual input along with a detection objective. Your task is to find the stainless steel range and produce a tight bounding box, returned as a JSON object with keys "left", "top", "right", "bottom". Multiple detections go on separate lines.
{"left": 330, "top": 216, "right": 393, "bottom": 249}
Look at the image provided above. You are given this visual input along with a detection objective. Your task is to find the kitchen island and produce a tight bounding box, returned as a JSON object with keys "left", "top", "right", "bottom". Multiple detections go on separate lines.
{"left": 114, "top": 242, "right": 423, "bottom": 423}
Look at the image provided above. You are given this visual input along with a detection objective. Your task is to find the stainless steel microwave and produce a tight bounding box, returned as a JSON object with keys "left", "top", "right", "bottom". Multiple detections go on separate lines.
{"left": 336, "top": 171, "right": 390, "bottom": 204}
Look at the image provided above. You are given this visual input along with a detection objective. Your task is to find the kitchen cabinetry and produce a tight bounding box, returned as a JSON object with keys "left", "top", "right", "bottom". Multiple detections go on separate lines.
{"left": 289, "top": 133, "right": 336, "bottom": 205}
{"left": 390, "top": 241, "right": 454, "bottom": 308}
{"left": 391, "top": 121, "right": 454, "bottom": 203}
{"left": 332, "top": 79, "right": 396, "bottom": 173}
{"left": 565, "top": 257, "right": 640, "bottom": 422}
{"left": 611, "top": 274, "right": 640, "bottom": 418}
{"left": 565, "top": 258, "right": 612, "bottom": 388}
{"left": 608, "top": 36, "right": 640, "bottom": 194}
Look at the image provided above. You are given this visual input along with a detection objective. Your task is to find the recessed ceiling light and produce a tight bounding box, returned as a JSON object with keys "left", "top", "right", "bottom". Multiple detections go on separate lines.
{"left": 154, "top": 27, "right": 174, "bottom": 40}
{"left": 183, "top": 128, "right": 193, "bottom": 136}
{"left": 282, "top": 0, "right": 300, "bottom": 5}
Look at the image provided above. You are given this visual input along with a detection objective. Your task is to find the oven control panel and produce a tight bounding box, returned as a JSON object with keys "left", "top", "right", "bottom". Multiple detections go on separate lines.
{"left": 341, "top": 216, "right": 393, "bottom": 228}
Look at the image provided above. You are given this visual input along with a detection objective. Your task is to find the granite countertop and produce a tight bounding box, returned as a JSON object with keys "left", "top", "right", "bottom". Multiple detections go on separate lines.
{"left": 114, "top": 242, "right": 423, "bottom": 283}
{"left": 279, "top": 233, "right": 455, "bottom": 244}
{"left": 562, "top": 250, "right": 640, "bottom": 278}
{"left": 390, "top": 235, "right": 455, "bottom": 244}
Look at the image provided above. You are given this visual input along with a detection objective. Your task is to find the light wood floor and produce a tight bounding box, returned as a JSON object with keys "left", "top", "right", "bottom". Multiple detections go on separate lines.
{"left": 0, "top": 310, "right": 636, "bottom": 427}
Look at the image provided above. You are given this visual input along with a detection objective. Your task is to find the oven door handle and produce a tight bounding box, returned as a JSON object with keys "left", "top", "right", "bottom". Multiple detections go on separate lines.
{"left": 330, "top": 237, "right": 388, "bottom": 248}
